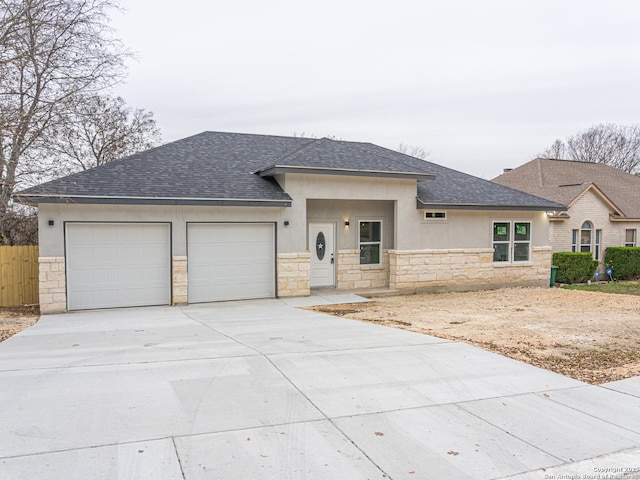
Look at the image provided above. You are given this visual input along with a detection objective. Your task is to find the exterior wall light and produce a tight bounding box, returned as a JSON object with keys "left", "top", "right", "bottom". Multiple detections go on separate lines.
{"left": 344, "top": 220, "right": 350, "bottom": 226}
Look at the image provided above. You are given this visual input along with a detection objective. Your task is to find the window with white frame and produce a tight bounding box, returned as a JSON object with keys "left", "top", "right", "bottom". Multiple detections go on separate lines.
{"left": 513, "top": 222, "right": 531, "bottom": 261}
{"left": 493, "top": 222, "right": 510, "bottom": 262}
{"left": 595, "top": 229, "right": 602, "bottom": 260}
{"left": 571, "top": 229, "right": 578, "bottom": 252}
{"left": 493, "top": 221, "right": 531, "bottom": 263}
{"left": 580, "top": 221, "right": 592, "bottom": 253}
{"left": 359, "top": 220, "right": 382, "bottom": 265}
{"left": 625, "top": 229, "right": 637, "bottom": 247}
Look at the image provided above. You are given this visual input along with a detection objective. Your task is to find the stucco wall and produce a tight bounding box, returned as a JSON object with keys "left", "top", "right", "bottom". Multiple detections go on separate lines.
{"left": 278, "top": 174, "right": 421, "bottom": 251}
{"left": 37, "top": 203, "right": 289, "bottom": 257}
{"left": 307, "top": 199, "right": 395, "bottom": 250}
{"left": 419, "top": 210, "right": 550, "bottom": 250}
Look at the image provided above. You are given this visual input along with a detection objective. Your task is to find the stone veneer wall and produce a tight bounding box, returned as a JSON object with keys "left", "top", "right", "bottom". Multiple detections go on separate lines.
{"left": 277, "top": 252, "right": 311, "bottom": 297}
{"left": 389, "top": 247, "right": 552, "bottom": 292}
{"left": 172, "top": 256, "right": 188, "bottom": 305}
{"left": 39, "top": 256, "right": 66, "bottom": 314}
{"left": 336, "top": 249, "right": 389, "bottom": 289}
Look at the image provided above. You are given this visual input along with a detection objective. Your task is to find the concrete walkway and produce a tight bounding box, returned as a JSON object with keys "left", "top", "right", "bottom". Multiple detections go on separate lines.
{"left": 1, "top": 296, "right": 639, "bottom": 479}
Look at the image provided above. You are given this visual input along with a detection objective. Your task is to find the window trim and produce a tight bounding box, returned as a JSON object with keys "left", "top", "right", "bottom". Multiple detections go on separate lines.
{"left": 424, "top": 211, "right": 447, "bottom": 220}
{"left": 595, "top": 229, "right": 602, "bottom": 260}
{"left": 492, "top": 220, "right": 532, "bottom": 264}
{"left": 359, "top": 219, "right": 383, "bottom": 266}
{"left": 492, "top": 221, "right": 511, "bottom": 263}
{"left": 580, "top": 221, "right": 593, "bottom": 254}
{"left": 571, "top": 229, "right": 578, "bottom": 253}
{"left": 513, "top": 221, "right": 532, "bottom": 262}
{"left": 625, "top": 229, "right": 637, "bottom": 247}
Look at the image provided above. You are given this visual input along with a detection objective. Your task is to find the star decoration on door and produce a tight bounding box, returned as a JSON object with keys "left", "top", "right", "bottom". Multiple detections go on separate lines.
{"left": 316, "top": 232, "right": 326, "bottom": 260}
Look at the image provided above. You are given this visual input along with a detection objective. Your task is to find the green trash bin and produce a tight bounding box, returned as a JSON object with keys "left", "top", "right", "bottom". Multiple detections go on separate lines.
{"left": 550, "top": 265, "right": 559, "bottom": 287}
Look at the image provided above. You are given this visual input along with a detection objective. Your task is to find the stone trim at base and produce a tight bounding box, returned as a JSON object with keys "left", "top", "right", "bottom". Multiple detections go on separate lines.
{"left": 172, "top": 256, "right": 188, "bottom": 305}
{"left": 336, "top": 249, "right": 389, "bottom": 289}
{"left": 277, "top": 252, "right": 311, "bottom": 297}
{"left": 389, "top": 246, "right": 552, "bottom": 292}
{"left": 37, "top": 247, "right": 552, "bottom": 313}
{"left": 39, "top": 256, "right": 66, "bottom": 314}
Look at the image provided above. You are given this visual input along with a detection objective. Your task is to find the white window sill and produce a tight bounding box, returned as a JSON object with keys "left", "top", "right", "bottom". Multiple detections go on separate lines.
{"left": 493, "top": 261, "right": 534, "bottom": 267}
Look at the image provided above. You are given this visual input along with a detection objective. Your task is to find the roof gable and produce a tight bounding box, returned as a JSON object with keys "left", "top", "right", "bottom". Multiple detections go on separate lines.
{"left": 568, "top": 183, "right": 624, "bottom": 216}
{"left": 493, "top": 158, "right": 640, "bottom": 218}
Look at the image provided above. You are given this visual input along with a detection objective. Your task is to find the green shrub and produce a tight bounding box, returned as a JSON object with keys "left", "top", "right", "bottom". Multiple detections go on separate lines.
{"left": 604, "top": 247, "right": 640, "bottom": 280}
{"left": 552, "top": 252, "right": 598, "bottom": 284}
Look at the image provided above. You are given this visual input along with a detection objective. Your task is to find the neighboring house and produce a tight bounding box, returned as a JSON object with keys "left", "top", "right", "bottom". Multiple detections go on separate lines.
{"left": 15, "top": 132, "right": 564, "bottom": 313}
{"left": 493, "top": 158, "right": 640, "bottom": 272}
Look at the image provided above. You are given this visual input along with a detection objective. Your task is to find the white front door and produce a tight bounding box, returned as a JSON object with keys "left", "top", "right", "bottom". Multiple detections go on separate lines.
{"left": 309, "top": 223, "right": 335, "bottom": 288}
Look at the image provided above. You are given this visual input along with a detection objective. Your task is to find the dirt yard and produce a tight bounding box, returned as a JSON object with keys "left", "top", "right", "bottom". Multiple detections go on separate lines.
{"left": 310, "top": 287, "right": 640, "bottom": 385}
{"left": 0, "top": 306, "right": 39, "bottom": 342}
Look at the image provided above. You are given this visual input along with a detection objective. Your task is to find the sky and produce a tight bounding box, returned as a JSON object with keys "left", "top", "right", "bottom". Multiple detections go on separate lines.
{"left": 110, "top": 0, "right": 640, "bottom": 179}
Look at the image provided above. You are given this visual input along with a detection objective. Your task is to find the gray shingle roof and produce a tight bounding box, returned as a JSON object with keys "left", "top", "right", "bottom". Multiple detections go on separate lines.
{"left": 15, "top": 131, "right": 565, "bottom": 211}
{"left": 414, "top": 158, "right": 566, "bottom": 210}
{"left": 493, "top": 158, "right": 640, "bottom": 218}
{"left": 256, "top": 137, "right": 435, "bottom": 180}
{"left": 17, "top": 132, "right": 306, "bottom": 206}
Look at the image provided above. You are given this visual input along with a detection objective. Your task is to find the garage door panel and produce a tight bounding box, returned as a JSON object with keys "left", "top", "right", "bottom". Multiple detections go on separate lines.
{"left": 66, "top": 223, "right": 171, "bottom": 310}
{"left": 72, "top": 246, "right": 98, "bottom": 265}
{"left": 143, "top": 244, "right": 168, "bottom": 256}
{"left": 119, "top": 266, "right": 145, "bottom": 283}
{"left": 188, "top": 223, "right": 275, "bottom": 303}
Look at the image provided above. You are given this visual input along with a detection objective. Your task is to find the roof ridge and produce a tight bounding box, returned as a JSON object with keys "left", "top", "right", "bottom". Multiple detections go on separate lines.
{"left": 254, "top": 137, "right": 324, "bottom": 172}
{"left": 257, "top": 137, "right": 436, "bottom": 175}
{"left": 203, "top": 130, "right": 314, "bottom": 141}
{"left": 341, "top": 141, "right": 436, "bottom": 174}
{"left": 536, "top": 157, "right": 596, "bottom": 164}
{"left": 537, "top": 157, "right": 545, "bottom": 187}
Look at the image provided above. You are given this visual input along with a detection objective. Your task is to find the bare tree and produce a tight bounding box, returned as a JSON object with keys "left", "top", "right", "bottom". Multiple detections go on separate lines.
{"left": 1, "top": 207, "right": 37, "bottom": 245}
{"left": 0, "top": 0, "right": 130, "bottom": 242}
{"left": 397, "top": 142, "right": 429, "bottom": 160}
{"left": 539, "top": 139, "right": 567, "bottom": 160}
{"left": 538, "top": 124, "right": 640, "bottom": 174}
{"left": 45, "top": 95, "right": 161, "bottom": 174}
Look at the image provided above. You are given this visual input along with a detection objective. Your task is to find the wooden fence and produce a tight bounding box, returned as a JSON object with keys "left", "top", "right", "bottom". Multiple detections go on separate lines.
{"left": 0, "top": 245, "right": 39, "bottom": 307}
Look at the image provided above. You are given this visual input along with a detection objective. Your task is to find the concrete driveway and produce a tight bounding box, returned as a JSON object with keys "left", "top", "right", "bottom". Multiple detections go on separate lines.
{"left": 1, "top": 295, "right": 639, "bottom": 480}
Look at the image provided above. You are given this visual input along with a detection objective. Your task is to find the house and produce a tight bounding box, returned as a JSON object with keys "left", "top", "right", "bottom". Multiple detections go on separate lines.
{"left": 493, "top": 158, "right": 640, "bottom": 271}
{"left": 15, "top": 132, "right": 565, "bottom": 313}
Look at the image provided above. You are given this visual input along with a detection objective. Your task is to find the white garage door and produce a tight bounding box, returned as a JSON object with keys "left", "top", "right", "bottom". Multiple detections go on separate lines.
{"left": 66, "top": 223, "right": 171, "bottom": 310}
{"left": 188, "top": 223, "right": 275, "bottom": 303}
